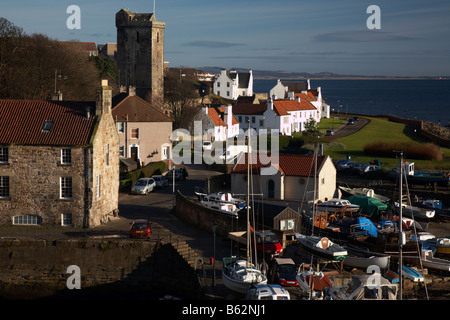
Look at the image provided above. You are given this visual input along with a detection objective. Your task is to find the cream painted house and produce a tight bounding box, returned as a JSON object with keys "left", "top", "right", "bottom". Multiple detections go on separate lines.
{"left": 112, "top": 89, "right": 173, "bottom": 167}
{"left": 231, "top": 153, "right": 336, "bottom": 202}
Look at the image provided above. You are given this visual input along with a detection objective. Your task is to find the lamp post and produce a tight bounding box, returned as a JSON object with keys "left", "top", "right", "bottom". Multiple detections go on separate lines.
{"left": 212, "top": 222, "right": 217, "bottom": 287}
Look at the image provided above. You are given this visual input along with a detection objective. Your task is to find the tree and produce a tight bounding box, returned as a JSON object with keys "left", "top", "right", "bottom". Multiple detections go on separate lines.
{"left": 303, "top": 118, "right": 321, "bottom": 142}
{"left": 164, "top": 68, "right": 201, "bottom": 130}
{"left": 0, "top": 18, "right": 100, "bottom": 100}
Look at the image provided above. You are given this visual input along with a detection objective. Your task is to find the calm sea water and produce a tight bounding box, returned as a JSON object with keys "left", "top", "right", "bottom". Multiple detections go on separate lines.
{"left": 253, "top": 79, "right": 450, "bottom": 125}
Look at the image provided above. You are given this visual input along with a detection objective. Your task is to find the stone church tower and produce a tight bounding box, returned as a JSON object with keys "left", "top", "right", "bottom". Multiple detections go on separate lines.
{"left": 116, "top": 9, "right": 165, "bottom": 107}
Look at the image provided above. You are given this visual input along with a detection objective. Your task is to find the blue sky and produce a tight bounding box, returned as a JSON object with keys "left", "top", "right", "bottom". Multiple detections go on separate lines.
{"left": 2, "top": 0, "right": 450, "bottom": 76}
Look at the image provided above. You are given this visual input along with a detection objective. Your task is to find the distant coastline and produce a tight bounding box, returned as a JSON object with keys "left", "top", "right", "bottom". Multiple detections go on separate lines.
{"left": 196, "top": 66, "right": 448, "bottom": 81}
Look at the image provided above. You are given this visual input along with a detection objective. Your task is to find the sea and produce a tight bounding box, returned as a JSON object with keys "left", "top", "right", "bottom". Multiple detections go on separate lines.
{"left": 253, "top": 79, "right": 450, "bottom": 125}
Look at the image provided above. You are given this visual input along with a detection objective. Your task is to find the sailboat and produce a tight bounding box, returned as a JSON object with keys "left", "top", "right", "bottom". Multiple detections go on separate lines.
{"left": 222, "top": 122, "right": 267, "bottom": 294}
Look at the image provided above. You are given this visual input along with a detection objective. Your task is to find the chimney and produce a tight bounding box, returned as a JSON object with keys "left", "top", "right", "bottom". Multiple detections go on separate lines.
{"left": 307, "top": 79, "right": 311, "bottom": 90}
{"left": 287, "top": 91, "right": 294, "bottom": 100}
{"left": 128, "top": 86, "right": 136, "bottom": 96}
{"left": 52, "top": 91, "right": 63, "bottom": 101}
{"left": 85, "top": 106, "right": 91, "bottom": 120}
{"left": 225, "top": 105, "right": 232, "bottom": 128}
{"left": 268, "top": 96, "right": 274, "bottom": 110}
{"left": 96, "top": 79, "right": 112, "bottom": 116}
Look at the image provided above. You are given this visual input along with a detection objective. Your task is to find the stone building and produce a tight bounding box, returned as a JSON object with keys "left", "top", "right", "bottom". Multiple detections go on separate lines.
{"left": 116, "top": 9, "right": 165, "bottom": 107}
{"left": 0, "top": 80, "right": 119, "bottom": 228}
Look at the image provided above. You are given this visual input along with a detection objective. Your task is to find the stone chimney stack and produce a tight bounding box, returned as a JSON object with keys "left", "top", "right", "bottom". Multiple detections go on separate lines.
{"left": 96, "top": 79, "right": 112, "bottom": 116}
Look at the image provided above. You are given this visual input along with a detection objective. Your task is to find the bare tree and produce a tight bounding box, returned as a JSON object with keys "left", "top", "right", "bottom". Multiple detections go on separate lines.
{"left": 164, "top": 68, "right": 202, "bottom": 130}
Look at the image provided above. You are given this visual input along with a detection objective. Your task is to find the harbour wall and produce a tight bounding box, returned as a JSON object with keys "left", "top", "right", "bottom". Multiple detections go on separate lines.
{"left": 0, "top": 238, "right": 202, "bottom": 300}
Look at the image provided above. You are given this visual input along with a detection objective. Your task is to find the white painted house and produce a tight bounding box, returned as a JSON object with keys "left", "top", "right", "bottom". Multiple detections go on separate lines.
{"left": 213, "top": 69, "right": 253, "bottom": 100}
{"left": 233, "top": 96, "right": 320, "bottom": 136}
{"left": 201, "top": 105, "right": 240, "bottom": 141}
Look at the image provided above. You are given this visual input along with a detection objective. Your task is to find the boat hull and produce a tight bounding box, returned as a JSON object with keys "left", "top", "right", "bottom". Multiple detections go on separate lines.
{"left": 222, "top": 259, "right": 267, "bottom": 294}
{"left": 343, "top": 246, "right": 390, "bottom": 271}
{"left": 295, "top": 234, "right": 347, "bottom": 262}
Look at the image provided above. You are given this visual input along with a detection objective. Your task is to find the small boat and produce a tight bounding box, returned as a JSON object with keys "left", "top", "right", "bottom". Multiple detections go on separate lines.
{"left": 195, "top": 189, "right": 246, "bottom": 208}
{"left": 327, "top": 274, "right": 398, "bottom": 300}
{"left": 383, "top": 270, "right": 399, "bottom": 284}
{"left": 200, "top": 200, "right": 239, "bottom": 219}
{"left": 244, "top": 283, "right": 290, "bottom": 300}
{"left": 415, "top": 199, "right": 450, "bottom": 219}
{"left": 295, "top": 233, "right": 348, "bottom": 261}
{"left": 402, "top": 265, "right": 424, "bottom": 282}
{"left": 339, "top": 186, "right": 390, "bottom": 203}
{"left": 388, "top": 161, "right": 450, "bottom": 185}
{"left": 425, "top": 237, "right": 450, "bottom": 255}
{"left": 316, "top": 198, "right": 360, "bottom": 214}
{"left": 393, "top": 202, "right": 435, "bottom": 220}
{"left": 403, "top": 249, "right": 450, "bottom": 272}
{"left": 296, "top": 269, "right": 333, "bottom": 300}
{"left": 222, "top": 257, "right": 268, "bottom": 294}
{"left": 343, "top": 245, "right": 391, "bottom": 271}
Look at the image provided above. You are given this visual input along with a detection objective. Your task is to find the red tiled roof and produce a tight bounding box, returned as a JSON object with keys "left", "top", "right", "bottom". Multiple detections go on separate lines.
{"left": 272, "top": 99, "right": 316, "bottom": 116}
{"left": 112, "top": 94, "right": 173, "bottom": 122}
{"left": 216, "top": 106, "right": 239, "bottom": 125}
{"left": 0, "top": 99, "right": 96, "bottom": 146}
{"left": 233, "top": 153, "right": 325, "bottom": 177}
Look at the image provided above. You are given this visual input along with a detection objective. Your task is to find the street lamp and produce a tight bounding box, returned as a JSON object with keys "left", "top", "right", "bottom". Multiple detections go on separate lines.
{"left": 212, "top": 222, "right": 217, "bottom": 287}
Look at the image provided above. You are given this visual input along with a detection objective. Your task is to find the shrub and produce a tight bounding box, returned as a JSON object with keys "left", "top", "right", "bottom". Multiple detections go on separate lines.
{"left": 364, "top": 142, "right": 443, "bottom": 161}
{"left": 120, "top": 161, "right": 168, "bottom": 191}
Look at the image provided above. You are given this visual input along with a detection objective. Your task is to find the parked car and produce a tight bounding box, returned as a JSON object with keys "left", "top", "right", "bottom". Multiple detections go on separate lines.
{"left": 179, "top": 167, "right": 188, "bottom": 179}
{"left": 131, "top": 178, "right": 156, "bottom": 195}
{"left": 356, "top": 164, "right": 381, "bottom": 175}
{"left": 271, "top": 258, "right": 298, "bottom": 287}
{"left": 129, "top": 219, "right": 151, "bottom": 238}
{"left": 202, "top": 141, "right": 212, "bottom": 150}
{"left": 166, "top": 169, "right": 184, "bottom": 181}
{"left": 325, "top": 129, "right": 335, "bottom": 136}
{"left": 347, "top": 118, "right": 354, "bottom": 125}
{"left": 335, "top": 160, "right": 355, "bottom": 171}
{"left": 349, "top": 162, "right": 366, "bottom": 172}
{"left": 152, "top": 175, "right": 168, "bottom": 188}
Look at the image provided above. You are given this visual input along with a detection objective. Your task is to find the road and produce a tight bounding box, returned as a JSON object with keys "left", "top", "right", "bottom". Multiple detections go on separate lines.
{"left": 330, "top": 117, "right": 370, "bottom": 139}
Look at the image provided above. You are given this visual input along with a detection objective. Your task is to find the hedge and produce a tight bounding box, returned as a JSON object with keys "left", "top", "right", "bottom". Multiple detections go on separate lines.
{"left": 119, "top": 161, "right": 168, "bottom": 191}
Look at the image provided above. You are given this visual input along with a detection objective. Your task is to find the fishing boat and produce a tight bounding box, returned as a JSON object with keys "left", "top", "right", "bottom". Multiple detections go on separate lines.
{"left": 327, "top": 274, "right": 398, "bottom": 300}
{"left": 295, "top": 233, "right": 348, "bottom": 262}
{"left": 222, "top": 122, "right": 267, "bottom": 294}
{"left": 343, "top": 245, "right": 391, "bottom": 271}
{"left": 392, "top": 201, "right": 435, "bottom": 220}
{"left": 339, "top": 186, "right": 390, "bottom": 203}
{"left": 195, "top": 189, "right": 247, "bottom": 209}
{"left": 388, "top": 161, "right": 450, "bottom": 185}
{"left": 296, "top": 268, "right": 333, "bottom": 300}
{"left": 199, "top": 200, "right": 239, "bottom": 219}
{"left": 402, "top": 265, "right": 424, "bottom": 282}
{"left": 415, "top": 199, "right": 450, "bottom": 219}
{"left": 424, "top": 237, "right": 450, "bottom": 255}
{"left": 403, "top": 249, "right": 450, "bottom": 272}
{"left": 316, "top": 198, "right": 360, "bottom": 213}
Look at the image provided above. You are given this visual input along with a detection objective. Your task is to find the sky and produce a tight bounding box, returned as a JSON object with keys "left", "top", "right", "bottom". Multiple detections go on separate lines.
{"left": 2, "top": 0, "right": 450, "bottom": 76}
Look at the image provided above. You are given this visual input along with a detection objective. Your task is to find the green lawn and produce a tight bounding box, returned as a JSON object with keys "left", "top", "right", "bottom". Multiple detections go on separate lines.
{"left": 324, "top": 116, "right": 450, "bottom": 170}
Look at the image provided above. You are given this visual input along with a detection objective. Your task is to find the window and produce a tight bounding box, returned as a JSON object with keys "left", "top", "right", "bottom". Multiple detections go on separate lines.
{"left": 260, "top": 119, "right": 264, "bottom": 127}
{"left": 13, "top": 215, "right": 42, "bottom": 225}
{"left": 61, "top": 214, "right": 72, "bottom": 226}
{"left": 61, "top": 149, "right": 71, "bottom": 165}
{"left": 252, "top": 116, "right": 255, "bottom": 123}
{"left": 227, "top": 82, "right": 230, "bottom": 87}
{"left": 217, "top": 82, "right": 220, "bottom": 87}
{"left": 96, "top": 175, "right": 101, "bottom": 198}
{"left": 0, "top": 176, "right": 9, "bottom": 198}
{"left": 119, "top": 146, "right": 124, "bottom": 157}
{"left": 0, "top": 147, "right": 8, "bottom": 163}
{"left": 105, "top": 144, "right": 109, "bottom": 166}
{"left": 118, "top": 122, "right": 124, "bottom": 133}
{"left": 226, "top": 91, "right": 230, "bottom": 97}
{"left": 280, "top": 219, "right": 295, "bottom": 230}
{"left": 42, "top": 120, "right": 53, "bottom": 132}
{"left": 238, "top": 116, "right": 242, "bottom": 122}
{"left": 60, "top": 177, "right": 72, "bottom": 199}
{"left": 131, "top": 128, "right": 139, "bottom": 139}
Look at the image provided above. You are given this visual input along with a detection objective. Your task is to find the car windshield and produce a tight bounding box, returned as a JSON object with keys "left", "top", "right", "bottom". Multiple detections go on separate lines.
{"left": 135, "top": 180, "right": 147, "bottom": 186}
{"left": 132, "top": 223, "right": 148, "bottom": 229}
{"left": 153, "top": 177, "right": 161, "bottom": 181}
{"left": 278, "top": 265, "right": 296, "bottom": 274}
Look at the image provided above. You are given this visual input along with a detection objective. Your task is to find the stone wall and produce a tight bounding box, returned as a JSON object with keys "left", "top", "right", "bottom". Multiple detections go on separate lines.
{"left": 0, "top": 238, "right": 201, "bottom": 299}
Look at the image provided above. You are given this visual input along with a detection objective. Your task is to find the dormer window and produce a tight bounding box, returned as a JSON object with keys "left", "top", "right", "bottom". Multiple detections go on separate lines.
{"left": 42, "top": 120, "right": 53, "bottom": 132}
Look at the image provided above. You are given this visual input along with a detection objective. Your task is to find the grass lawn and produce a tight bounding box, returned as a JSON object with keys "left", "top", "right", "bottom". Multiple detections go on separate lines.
{"left": 325, "top": 116, "right": 450, "bottom": 170}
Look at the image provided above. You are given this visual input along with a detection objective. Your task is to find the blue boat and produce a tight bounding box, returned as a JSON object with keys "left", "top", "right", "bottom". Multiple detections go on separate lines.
{"left": 388, "top": 162, "right": 450, "bottom": 185}
{"left": 402, "top": 265, "right": 424, "bottom": 282}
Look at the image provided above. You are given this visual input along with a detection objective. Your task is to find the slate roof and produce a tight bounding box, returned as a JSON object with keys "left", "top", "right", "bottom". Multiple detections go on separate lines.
{"left": 112, "top": 94, "right": 173, "bottom": 122}
{"left": 0, "top": 99, "right": 96, "bottom": 146}
{"left": 232, "top": 153, "right": 326, "bottom": 177}
{"left": 232, "top": 103, "right": 267, "bottom": 115}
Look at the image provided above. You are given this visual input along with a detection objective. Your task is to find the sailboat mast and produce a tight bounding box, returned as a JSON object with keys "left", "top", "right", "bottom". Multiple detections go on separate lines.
{"left": 398, "top": 151, "right": 403, "bottom": 300}
{"left": 246, "top": 121, "right": 251, "bottom": 267}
